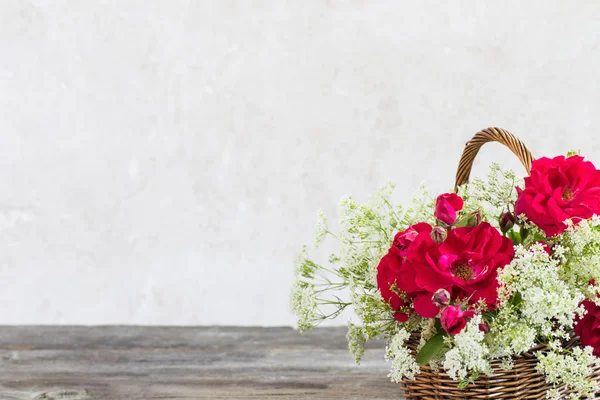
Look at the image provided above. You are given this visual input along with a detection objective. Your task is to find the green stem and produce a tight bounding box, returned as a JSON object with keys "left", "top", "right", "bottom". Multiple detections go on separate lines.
{"left": 384, "top": 199, "right": 403, "bottom": 222}
{"left": 325, "top": 230, "right": 338, "bottom": 239}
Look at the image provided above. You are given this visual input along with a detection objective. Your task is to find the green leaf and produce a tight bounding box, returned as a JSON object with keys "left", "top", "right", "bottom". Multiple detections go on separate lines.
{"left": 507, "top": 230, "right": 521, "bottom": 245}
{"left": 415, "top": 333, "right": 445, "bottom": 365}
{"left": 453, "top": 211, "right": 480, "bottom": 228}
{"left": 458, "top": 373, "right": 479, "bottom": 389}
{"left": 453, "top": 216, "right": 469, "bottom": 228}
{"left": 509, "top": 292, "right": 523, "bottom": 307}
{"left": 483, "top": 309, "right": 498, "bottom": 320}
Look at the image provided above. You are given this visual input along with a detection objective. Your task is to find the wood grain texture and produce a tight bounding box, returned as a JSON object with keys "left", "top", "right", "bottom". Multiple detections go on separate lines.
{"left": 0, "top": 326, "right": 403, "bottom": 399}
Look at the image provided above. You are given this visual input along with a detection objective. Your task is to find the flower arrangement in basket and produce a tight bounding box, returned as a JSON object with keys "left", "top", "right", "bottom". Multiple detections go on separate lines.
{"left": 291, "top": 128, "right": 600, "bottom": 399}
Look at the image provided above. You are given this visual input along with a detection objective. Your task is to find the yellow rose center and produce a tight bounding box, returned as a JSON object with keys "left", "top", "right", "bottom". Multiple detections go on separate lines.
{"left": 452, "top": 264, "right": 475, "bottom": 281}
{"left": 563, "top": 186, "right": 574, "bottom": 201}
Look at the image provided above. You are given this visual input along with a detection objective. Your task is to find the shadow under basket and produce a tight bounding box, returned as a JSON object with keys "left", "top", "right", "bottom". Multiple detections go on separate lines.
{"left": 398, "top": 127, "right": 600, "bottom": 399}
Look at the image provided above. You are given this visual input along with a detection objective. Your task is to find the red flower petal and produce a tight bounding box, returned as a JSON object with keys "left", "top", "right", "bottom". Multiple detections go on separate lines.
{"left": 516, "top": 155, "right": 600, "bottom": 236}
{"left": 394, "top": 312, "right": 409, "bottom": 323}
{"left": 413, "top": 293, "right": 440, "bottom": 318}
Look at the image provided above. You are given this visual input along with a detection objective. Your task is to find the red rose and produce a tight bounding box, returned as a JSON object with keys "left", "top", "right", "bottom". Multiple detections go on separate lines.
{"left": 377, "top": 223, "right": 432, "bottom": 322}
{"left": 435, "top": 193, "right": 464, "bottom": 225}
{"left": 390, "top": 222, "right": 432, "bottom": 259}
{"left": 574, "top": 300, "right": 600, "bottom": 357}
{"left": 440, "top": 305, "right": 475, "bottom": 335}
{"left": 515, "top": 155, "right": 600, "bottom": 237}
{"left": 400, "top": 222, "right": 514, "bottom": 318}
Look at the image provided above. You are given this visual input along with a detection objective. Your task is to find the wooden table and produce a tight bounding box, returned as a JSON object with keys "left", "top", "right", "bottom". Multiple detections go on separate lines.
{"left": 0, "top": 326, "right": 403, "bottom": 399}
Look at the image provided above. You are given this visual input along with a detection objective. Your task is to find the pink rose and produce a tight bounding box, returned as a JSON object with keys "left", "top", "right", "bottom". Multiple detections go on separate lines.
{"left": 440, "top": 305, "right": 475, "bottom": 335}
{"left": 435, "top": 193, "right": 464, "bottom": 225}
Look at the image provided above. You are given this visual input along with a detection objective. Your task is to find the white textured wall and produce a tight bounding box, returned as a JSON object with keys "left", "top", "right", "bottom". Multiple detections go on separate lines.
{"left": 2, "top": 1, "right": 600, "bottom": 325}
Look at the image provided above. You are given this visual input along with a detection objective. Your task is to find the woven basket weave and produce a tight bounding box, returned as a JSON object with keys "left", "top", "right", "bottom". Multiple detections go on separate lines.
{"left": 398, "top": 128, "right": 600, "bottom": 399}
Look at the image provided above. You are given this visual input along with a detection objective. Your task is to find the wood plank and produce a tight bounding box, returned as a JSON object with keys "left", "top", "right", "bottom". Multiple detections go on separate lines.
{"left": 0, "top": 326, "right": 403, "bottom": 399}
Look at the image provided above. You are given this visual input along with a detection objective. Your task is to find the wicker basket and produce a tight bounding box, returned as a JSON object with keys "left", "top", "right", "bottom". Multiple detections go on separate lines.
{"left": 398, "top": 128, "right": 600, "bottom": 399}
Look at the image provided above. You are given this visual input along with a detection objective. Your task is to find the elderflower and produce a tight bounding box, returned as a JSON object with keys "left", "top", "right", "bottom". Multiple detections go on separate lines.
{"left": 347, "top": 322, "right": 367, "bottom": 363}
{"left": 488, "top": 309, "right": 537, "bottom": 356}
{"left": 536, "top": 346, "right": 600, "bottom": 399}
{"left": 402, "top": 184, "right": 436, "bottom": 226}
{"left": 294, "top": 246, "right": 316, "bottom": 279}
{"left": 290, "top": 280, "right": 317, "bottom": 332}
{"left": 386, "top": 328, "right": 420, "bottom": 382}
{"left": 498, "top": 243, "right": 583, "bottom": 339}
{"left": 314, "top": 209, "right": 328, "bottom": 247}
{"left": 442, "top": 315, "right": 492, "bottom": 382}
{"left": 457, "top": 163, "right": 522, "bottom": 226}
{"left": 560, "top": 216, "right": 600, "bottom": 293}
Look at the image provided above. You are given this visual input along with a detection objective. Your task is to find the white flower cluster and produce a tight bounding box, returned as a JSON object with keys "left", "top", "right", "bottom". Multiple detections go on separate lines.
{"left": 443, "top": 315, "right": 492, "bottom": 383}
{"left": 314, "top": 209, "right": 328, "bottom": 248}
{"left": 386, "top": 328, "right": 420, "bottom": 382}
{"left": 497, "top": 243, "right": 584, "bottom": 340}
{"left": 556, "top": 216, "right": 600, "bottom": 300}
{"left": 289, "top": 280, "right": 317, "bottom": 333}
{"left": 347, "top": 322, "right": 367, "bottom": 363}
{"left": 291, "top": 181, "right": 434, "bottom": 350}
{"left": 537, "top": 346, "right": 600, "bottom": 399}
{"left": 457, "top": 162, "right": 523, "bottom": 227}
{"left": 488, "top": 307, "right": 538, "bottom": 356}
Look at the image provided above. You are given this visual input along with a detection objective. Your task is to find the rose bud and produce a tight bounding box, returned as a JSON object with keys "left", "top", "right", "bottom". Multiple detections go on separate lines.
{"left": 478, "top": 322, "right": 489, "bottom": 333}
{"left": 434, "top": 193, "right": 464, "bottom": 226}
{"left": 463, "top": 210, "right": 482, "bottom": 227}
{"left": 499, "top": 211, "right": 516, "bottom": 233}
{"left": 431, "top": 288, "right": 451, "bottom": 306}
{"left": 440, "top": 305, "right": 475, "bottom": 335}
{"left": 430, "top": 226, "right": 447, "bottom": 244}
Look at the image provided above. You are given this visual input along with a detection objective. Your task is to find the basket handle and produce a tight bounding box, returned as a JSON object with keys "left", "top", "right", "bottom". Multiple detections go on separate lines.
{"left": 454, "top": 127, "right": 534, "bottom": 191}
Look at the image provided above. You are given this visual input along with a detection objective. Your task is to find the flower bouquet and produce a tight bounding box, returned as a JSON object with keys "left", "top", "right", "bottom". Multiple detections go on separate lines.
{"left": 291, "top": 128, "right": 600, "bottom": 399}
